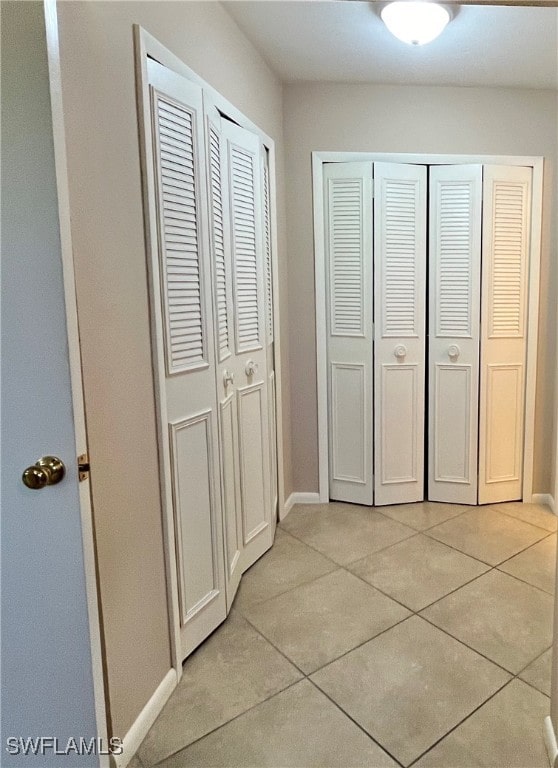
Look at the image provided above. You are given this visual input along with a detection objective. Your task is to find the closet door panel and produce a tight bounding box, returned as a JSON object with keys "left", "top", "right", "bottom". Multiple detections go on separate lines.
{"left": 263, "top": 150, "right": 278, "bottom": 533}
{"left": 146, "top": 59, "right": 227, "bottom": 660}
{"left": 479, "top": 165, "right": 531, "bottom": 504}
{"left": 206, "top": 109, "right": 243, "bottom": 607}
{"left": 324, "top": 162, "right": 374, "bottom": 505}
{"left": 374, "top": 162, "right": 427, "bottom": 505}
{"left": 222, "top": 118, "right": 273, "bottom": 572}
{"left": 429, "top": 165, "right": 482, "bottom": 504}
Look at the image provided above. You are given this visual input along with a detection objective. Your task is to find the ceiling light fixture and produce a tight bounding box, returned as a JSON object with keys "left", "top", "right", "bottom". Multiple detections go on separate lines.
{"left": 381, "top": 1, "right": 451, "bottom": 46}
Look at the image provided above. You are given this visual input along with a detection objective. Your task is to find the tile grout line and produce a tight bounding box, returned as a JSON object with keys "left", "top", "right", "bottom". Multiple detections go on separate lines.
{"left": 306, "top": 677, "right": 406, "bottom": 768}
{"left": 145, "top": 504, "right": 556, "bottom": 768}
{"left": 148, "top": 679, "right": 303, "bottom": 768}
{"left": 405, "top": 676, "right": 515, "bottom": 768}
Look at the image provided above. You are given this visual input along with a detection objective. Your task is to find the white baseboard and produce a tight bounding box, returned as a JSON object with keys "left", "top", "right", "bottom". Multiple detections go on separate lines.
{"left": 544, "top": 716, "right": 558, "bottom": 767}
{"left": 112, "top": 668, "right": 177, "bottom": 768}
{"left": 532, "top": 494, "right": 556, "bottom": 514}
{"left": 282, "top": 491, "right": 321, "bottom": 518}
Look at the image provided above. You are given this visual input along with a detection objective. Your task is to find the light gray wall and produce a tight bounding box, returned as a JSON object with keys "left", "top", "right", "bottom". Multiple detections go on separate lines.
{"left": 1, "top": 3, "right": 99, "bottom": 764}
{"left": 56, "top": 0, "right": 289, "bottom": 737}
{"left": 283, "top": 82, "right": 557, "bottom": 495}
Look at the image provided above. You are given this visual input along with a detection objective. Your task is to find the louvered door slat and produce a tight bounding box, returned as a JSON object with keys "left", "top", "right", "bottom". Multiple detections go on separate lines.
{"left": 230, "top": 143, "right": 261, "bottom": 352}
{"left": 207, "top": 122, "right": 231, "bottom": 362}
{"left": 152, "top": 92, "right": 206, "bottom": 374}
{"left": 328, "top": 178, "right": 364, "bottom": 337}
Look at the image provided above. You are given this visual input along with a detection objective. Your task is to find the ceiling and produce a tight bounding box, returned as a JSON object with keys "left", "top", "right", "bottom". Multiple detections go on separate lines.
{"left": 224, "top": 1, "right": 558, "bottom": 89}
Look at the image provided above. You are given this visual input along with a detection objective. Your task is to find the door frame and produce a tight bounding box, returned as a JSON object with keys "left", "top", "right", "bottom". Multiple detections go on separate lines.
{"left": 134, "top": 26, "right": 286, "bottom": 675}
{"left": 43, "top": 0, "right": 109, "bottom": 763}
{"left": 313, "top": 151, "right": 545, "bottom": 505}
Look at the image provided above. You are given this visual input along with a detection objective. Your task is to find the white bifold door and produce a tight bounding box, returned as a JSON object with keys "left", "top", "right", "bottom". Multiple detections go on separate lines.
{"left": 324, "top": 159, "right": 531, "bottom": 508}
{"left": 146, "top": 59, "right": 227, "bottom": 659}
{"left": 428, "top": 165, "right": 482, "bottom": 504}
{"left": 324, "top": 161, "right": 374, "bottom": 505}
{"left": 143, "top": 60, "right": 274, "bottom": 662}
{"left": 374, "top": 162, "right": 427, "bottom": 505}
{"left": 324, "top": 161, "right": 427, "bottom": 506}
{"left": 206, "top": 107, "right": 273, "bottom": 610}
{"left": 478, "top": 165, "right": 531, "bottom": 504}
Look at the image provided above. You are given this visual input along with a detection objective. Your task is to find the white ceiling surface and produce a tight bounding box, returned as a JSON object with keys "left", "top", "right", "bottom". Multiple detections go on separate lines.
{"left": 224, "top": 2, "right": 558, "bottom": 89}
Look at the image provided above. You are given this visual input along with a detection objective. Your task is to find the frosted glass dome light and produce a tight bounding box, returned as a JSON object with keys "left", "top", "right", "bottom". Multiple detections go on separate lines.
{"left": 381, "top": 1, "right": 451, "bottom": 46}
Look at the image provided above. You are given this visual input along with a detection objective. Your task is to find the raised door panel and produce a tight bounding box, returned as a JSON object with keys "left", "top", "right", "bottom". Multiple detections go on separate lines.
{"left": 218, "top": 394, "right": 242, "bottom": 604}
{"left": 146, "top": 59, "right": 227, "bottom": 661}
{"left": 237, "top": 383, "right": 270, "bottom": 545}
{"left": 169, "top": 415, "right": 220, "bottom": 632}
{"left": 324, "top": 162, "right": 374, "bottom": 505}
{"left": 479, "top": 166, "right": 531, "bottom": 504}
{"left": 374, "top": 162, "right": 426, "bottom": 506}
{"left": 428, "top": 165, "right": 482, "bottom": 504}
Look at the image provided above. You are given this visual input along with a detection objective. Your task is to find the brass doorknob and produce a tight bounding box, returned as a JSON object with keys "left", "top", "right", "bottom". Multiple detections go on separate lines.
{"left": 22, "top": 456, "right": 65, "bottom": 490}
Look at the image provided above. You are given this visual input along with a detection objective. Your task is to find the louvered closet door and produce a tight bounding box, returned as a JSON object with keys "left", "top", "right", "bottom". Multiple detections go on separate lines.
{"left": 324, "top": 162, "right": 374, "bottom": 505}
{"left": 206, "top": 107, "right": 243, "bottom": 607}
{"left": 429, "top": 165, "right": 482, "bottom": 504}
{"left": 262, "top": 147, "right": 278, "bottom": 535}
{"left": 374, "top": 162, "right": 427, "bottom": 506}
{"left": 479, "top": 165, "right": 532, "bottom": 504}
{"left": 146, "top": 59, "right": 226, "bottom": 660}
{"left": 219, "top": 117, "right": 273, "bottom": 577}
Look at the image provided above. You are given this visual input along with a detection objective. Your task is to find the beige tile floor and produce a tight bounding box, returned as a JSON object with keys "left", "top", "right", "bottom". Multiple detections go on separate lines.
{"left": 134, "top": 501, "right": 556, "bottom": 768}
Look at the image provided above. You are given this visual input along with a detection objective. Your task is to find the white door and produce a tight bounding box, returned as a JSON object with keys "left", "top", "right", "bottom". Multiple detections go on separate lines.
{"left": 324, "top": 161, "right": 374, "bottom": 505}
{"left": 262, "top": 147, "right": 278, "bottom": 537}
{"left": 207, "top": 109, "right": 273, "bottom": 607}
{"left": 3, "top": 0, "right": 102, "bottom": 758}
{"left": 429, "top": 165, "right": 482, "bottom": 504}
{"left": 145, "top": 59, "right": 227, "bottom": 659}
{"left": 478, "top": 165, "right": 532, "bottom": 504}
{"left": 374, "top": 162, "right": 427, "bottom": 506}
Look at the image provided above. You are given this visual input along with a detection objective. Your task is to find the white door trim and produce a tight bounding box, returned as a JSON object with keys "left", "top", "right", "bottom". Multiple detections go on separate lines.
{"left": 313, "top": 151, "right": 544, "bottom": 505}
{"left": 43, "top": 0, "right": 109, "bottom": 761}
{"left": 134, "top": 26, "right": 286, "bottom": 674}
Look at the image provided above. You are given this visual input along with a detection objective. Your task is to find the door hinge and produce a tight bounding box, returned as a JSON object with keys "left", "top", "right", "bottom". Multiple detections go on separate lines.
{"left": 78, "top": 452, "right": 90, "bottom": 482}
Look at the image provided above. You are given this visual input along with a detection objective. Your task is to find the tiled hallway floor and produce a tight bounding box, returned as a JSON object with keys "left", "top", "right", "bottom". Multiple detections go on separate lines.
{"left": 134, "top": 501, "right": 557, "bottom": 768}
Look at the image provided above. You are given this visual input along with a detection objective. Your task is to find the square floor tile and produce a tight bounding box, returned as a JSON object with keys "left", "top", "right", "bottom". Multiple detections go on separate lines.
{"left": 414, "top": 680, "right": 550, "bottom": 767}
{"left": 378, "top": 501, "right": 470, "bottom": 531}
{"left": 421, "top": 570, "right": 554, "bottom": 673}
{"left": 311, "top": 616, "right": 509, "bottom": 767}
{"left": 498, "top": 534, "right": 556, "bottom": 594}
{"left": 426, "top": 507, "right": 547, "bottom": 565}
{"left": 491, "top": 501, "right": 558, "bottom": 532}
{"left": 280, "top": 502, "right": 415, "bottom": 565}
{"left": 233, "top": 528, "right": 336, "bottom": 611}
{"left": 243, "top": 568, "right": 410, "bottom": 674}
{"left": 348, "top": 534, "right": 489, "bottom": 611}
{"left": 519, "top": 648, "right": 552, "bottom": 696}
{"left": 137, "top": 613, "right": 302, "bottom": 766}
{"left": 156, "top": 680, "right": 399, "bottom": 768}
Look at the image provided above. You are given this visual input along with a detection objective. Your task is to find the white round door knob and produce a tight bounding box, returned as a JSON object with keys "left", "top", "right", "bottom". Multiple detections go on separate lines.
{"left": 245, "top": 360, "right": 259, "bottom": 377}
{"left": 394, "top": 344, "right": 407, "bottom": 360}
{"left": 448, "top": 344, "right": 460, "bottom": 360}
